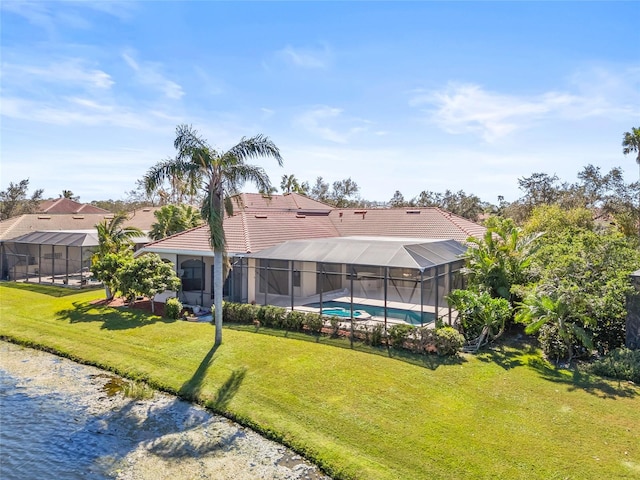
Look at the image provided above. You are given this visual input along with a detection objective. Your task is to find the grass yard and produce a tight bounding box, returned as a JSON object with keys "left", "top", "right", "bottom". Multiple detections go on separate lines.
{"left": 1, "top": 282, "right": 639, "bottom": 480}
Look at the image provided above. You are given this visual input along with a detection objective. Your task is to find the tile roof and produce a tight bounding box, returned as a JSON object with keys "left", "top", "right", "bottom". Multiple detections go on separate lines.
{"left": 0, "top": 207, "right": 163, "bottom": 241}
{"left": 142, "top": 209, "right": 339, "bottom": 255}
{"left": 328, "top": 208, "right": 486, "bottom": 243}
{"left": 139, "top": 196, "right": 486, "bottom": 257}
{"left": 38, "top": 198, "right": 110, "bottom": 214}
{"left": 234, "top": 192, "right": 332, "bottom": 212}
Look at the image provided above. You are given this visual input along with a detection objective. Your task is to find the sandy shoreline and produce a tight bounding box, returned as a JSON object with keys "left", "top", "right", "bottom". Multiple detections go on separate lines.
{"left": 0, "top": 341, "right": 330, "bottom": 480}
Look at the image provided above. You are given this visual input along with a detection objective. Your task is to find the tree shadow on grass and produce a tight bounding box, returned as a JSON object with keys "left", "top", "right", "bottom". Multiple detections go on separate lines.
{"left": 527, "top": 356, "right": 638, "bottom": 399}
{"left": 55, "top": 301, "right": 176, "bottom": 331}
{"left": 1, "top": 281, "right": 98, "bottom": 297}
{"left": 475, "top": 344, "right": 538, "bottom": 370}
{"left": 179, "top": 344, "right": 247, "bottom": 412}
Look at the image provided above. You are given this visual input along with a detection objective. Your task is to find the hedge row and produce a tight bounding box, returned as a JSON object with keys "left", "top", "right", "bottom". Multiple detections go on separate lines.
{"left": 222, "top": 302, "right": 465, "bottom": 356}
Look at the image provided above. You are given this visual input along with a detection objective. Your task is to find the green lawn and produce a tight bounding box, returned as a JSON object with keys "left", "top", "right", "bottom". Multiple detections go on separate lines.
{"left": 1, "top": 282, "right": 639, "bottom": 480}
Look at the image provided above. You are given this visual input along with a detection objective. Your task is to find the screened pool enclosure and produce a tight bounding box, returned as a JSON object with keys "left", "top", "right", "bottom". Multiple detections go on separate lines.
{"left": 227, "top": 237, "right": 467, "bottom": 326}
{"left": 1, "top": 231, "right": 100, "bottom": 287}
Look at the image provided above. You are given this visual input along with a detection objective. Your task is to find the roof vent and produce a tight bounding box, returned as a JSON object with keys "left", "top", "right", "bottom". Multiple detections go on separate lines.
{"left": 406, "top": 210, "right": 421, "bottom": 214}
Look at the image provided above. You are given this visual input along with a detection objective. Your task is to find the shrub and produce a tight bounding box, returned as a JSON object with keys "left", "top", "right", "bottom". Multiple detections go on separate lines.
{"left": 165, "top": 297, "right": 182, "bottom": 319}
{"left": 370, "top": 324, "right": 384, "bottom": 347}
{"left": 433, "top": 327, "right": 465, "bottom": 356}
{"left": 304, "top": 312, "right": 324, "bottom": 335}
{"left": 583, "top": 348, "right": 640, "bottom": 384}
{"left": 329, "top": 317, "right": 341, "bottom": 337}
{"left": 261, "top": 305, "right": 287, "bottom": 328}
{"left": 537, "top": 323, "right": 588, "bottom": 363}
{"left": 388, "top": 324, "right": 415, "bottom": 349}
{"left": 414, "top": 327, "right": 436, "bottom": 353}
{"left": 285, "top": 310, "right": 306, "bottom": 331}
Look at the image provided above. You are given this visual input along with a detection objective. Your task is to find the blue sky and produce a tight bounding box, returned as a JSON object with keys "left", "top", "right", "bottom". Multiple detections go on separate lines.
{"left": 1, "top": 1, "right": 638, "bottom": 204}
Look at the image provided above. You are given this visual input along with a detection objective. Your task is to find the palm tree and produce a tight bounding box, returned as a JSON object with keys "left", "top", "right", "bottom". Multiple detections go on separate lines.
{"left": 145, "top": 124, "right": 283, "bottom": 346}
{"left": 622, "top": 127, "right": 640, "bottom": 175}
{"left": 93, "top": 212, "right": 143, "bottom": 299}
{"left": 622, "top": 127, "right": 640, "bottom": 237}
{"left": 95, "top": 212, "right": 143, "bottom": 256}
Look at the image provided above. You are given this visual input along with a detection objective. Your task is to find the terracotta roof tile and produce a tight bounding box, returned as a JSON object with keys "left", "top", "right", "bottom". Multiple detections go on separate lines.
{"left": 38, "top": 198, "right": 110, "bottom": 214}
{"left": 138, "top": 195, "right": 487, "bottom": 256}
{"left": 0, "top": 207, "right": 163, "bottom": 241}
{"left": 329, "top": 208, "right": 485, "bottom": 243}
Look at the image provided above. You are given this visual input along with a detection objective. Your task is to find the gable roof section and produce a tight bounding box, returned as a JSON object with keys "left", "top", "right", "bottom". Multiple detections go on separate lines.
{"left": 234, "top": 192, "right": 333, "bottom": 213}
{"left": 39, "top": 198, "right": 110, "bottom": 214}
{"left": 329, "top": 208, "right": 485, "bottom": 243}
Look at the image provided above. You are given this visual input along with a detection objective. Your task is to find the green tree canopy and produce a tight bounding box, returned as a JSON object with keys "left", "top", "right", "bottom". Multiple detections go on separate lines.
{"left": 0, "top": 179, "right": 44, "bottom": 220}
{"left": 149, "top": 204, "right": 202, "bottom": 241}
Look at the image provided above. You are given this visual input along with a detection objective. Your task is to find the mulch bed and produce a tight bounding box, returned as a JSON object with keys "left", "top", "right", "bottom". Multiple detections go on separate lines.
{"left": 91, "top": 297, "right": 166, "bottom": 317}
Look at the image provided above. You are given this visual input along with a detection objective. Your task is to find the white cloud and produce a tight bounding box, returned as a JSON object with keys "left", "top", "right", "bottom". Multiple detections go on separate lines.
{"left": 0, "top": 96, "right": 169, "bottom": 131}
{"left": 276, "top": 45, "right": 331, "bottom": 69}
{"left": 410, "top": 83, "right": 582, "bottom": 142}
{"left": 1, "top": 1, "right": 135, "bottom": 33}
{"left": 410, "top": 66, "right": 640, "bottom": 143}
{"left": 294, "top": 106, "right": 375, "bottom": 144}
{"left": 122, "top": 51, "right": 184, "bottom": 100}
{"left": 2, "top": 59, "right": 114, "bottom": 90}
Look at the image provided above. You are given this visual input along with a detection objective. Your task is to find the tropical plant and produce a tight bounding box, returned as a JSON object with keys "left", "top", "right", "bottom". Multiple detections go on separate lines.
{"left": 280, "top": 174, "right": 309, "bottom": 195}
{"left": 464, "top": 217, "right": 541, "bottom": 302}
{"left": 521, "top": 228, "right": 640, "bottom": 354}
{"left": 91, "top": 212, "right": 143, "bottom": 299}
{"left": 94, "top": 212, "right": 143, "bottom": 257}
{"left": 144, "top": 124, "right": 282, "bottom": 346}
{"left": 515, "top": 292, "right": 593, "bottom": 363}
{"left": 446, "top": 289, "right": 511, "bottom": 350}
{"left": 149, "top": 204, "right": 202, "bottom": 240}
{"left": 622, "top": 127, "right": 640, "bottom": 173}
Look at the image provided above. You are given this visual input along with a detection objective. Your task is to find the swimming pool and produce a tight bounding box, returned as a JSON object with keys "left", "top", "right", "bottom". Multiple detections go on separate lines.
{"left": 307, "top": 301, "right": 433, "bottom": 326}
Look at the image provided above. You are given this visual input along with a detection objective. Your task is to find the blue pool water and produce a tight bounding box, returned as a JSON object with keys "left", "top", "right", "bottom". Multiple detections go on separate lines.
{"left": 321, "top": 307, "right": 369, "bottom": 319}
{"left": 307, "top": 301, "right": 433, "bottom": 326}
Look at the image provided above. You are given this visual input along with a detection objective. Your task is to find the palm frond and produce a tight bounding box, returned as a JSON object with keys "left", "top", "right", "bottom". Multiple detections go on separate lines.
{"left": 226, "top": 135, "right": 283, "bottom": 166}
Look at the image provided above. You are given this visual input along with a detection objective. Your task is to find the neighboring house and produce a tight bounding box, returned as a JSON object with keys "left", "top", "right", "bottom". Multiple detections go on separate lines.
{"left": 38, "top": 198, "right": 110, "bottom": 214}
{"left": 0, "top": 207, "right": 161, "bottom": 286}
{"left": 138, "top": 193, "right": 485, "bottom": 326}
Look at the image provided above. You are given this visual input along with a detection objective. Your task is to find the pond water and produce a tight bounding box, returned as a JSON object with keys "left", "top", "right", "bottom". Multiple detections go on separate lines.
{"left": 0, "top": 342, "right": 330, "bottom": 480}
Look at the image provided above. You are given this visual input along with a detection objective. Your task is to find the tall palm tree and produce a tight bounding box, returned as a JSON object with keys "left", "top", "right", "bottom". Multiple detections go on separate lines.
{"left": 145, "top": 124, "right": 283, "bottom": 346}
